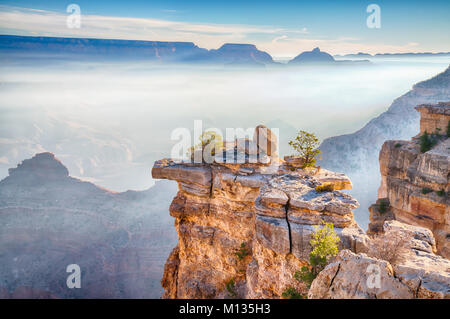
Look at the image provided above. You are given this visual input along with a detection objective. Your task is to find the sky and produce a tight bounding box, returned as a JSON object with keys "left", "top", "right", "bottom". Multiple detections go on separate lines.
{"left": 0, "top": 0, "right": 449, "bottom": 58}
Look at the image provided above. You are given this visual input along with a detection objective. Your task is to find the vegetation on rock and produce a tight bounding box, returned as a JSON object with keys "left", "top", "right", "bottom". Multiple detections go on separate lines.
{"left": 378, "top": 199, "right": 389, "bottom": 214}
{"left": 315, "top": 182, "right": 335, "bottom": 193}
{"left": 436, "top": 189, "right": 445, "bottom": 197}
{"left": 188, "top": 130, "right": 224, "bottom": 161}
{"left": 368, "top": 231, "right": 409, "bottom": 265}
{"left": 288, "top": 130, "right": 321, "bottom": 168}
{"left": 281, "top": 286, "right": 303, "bottom": 299}
{"left": 235, "top": 242, "right": 250, "bottom": 261}
{"left": 286, "top": 221, "right": 340, "bottom": 298}
{"left": 419, "top": 131, "right": 437, "bottom": 153}
{"left": 225, "top": 278, "right": 237, "bottom": 298}
{"left": 421, "top": 187, "right": 433, "bottom": 195}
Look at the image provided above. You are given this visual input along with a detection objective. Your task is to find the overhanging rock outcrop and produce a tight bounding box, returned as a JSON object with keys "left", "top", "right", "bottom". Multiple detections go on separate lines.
{"left": 152, "top": 146, "right": 367, "bottom": 298}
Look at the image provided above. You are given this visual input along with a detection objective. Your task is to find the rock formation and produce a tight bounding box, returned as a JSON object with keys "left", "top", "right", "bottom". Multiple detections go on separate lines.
{"left": 369, "top": 101, "right": 449, "bottom": 259}
{"left": 153, "top": 127, "right": 368, "bottom": 298}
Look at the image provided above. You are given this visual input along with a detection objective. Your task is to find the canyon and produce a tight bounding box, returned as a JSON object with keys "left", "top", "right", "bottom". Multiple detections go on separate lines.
{"left": 319, "top": 65, "right": 450, "bottom": 225}
{"left": 155, "top": 102, "right": 449, "bottom": 298}
{"left": 0, "top": 152, "right": 178, "bottom": 298}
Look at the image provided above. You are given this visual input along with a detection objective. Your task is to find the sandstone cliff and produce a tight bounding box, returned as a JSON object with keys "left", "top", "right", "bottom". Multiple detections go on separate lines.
{"left": 369, "top": 102, "right": 449, "bottom": 259}
{"left": 152, "top": 135, "right": 368, "bottom": 298}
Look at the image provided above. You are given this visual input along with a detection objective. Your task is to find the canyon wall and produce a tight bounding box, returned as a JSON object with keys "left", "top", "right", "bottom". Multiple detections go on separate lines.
{"left": 369, "top": 102, "right": 449, "bottom": 258}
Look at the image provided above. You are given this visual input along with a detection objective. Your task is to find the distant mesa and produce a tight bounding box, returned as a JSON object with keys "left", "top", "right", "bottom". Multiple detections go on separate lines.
{"left": 288, "top": 47, "right": 370, "bottom": 65}
{"left": 288, "top": 47, "right": 335, "bottom": 64}
{"left": 210, "top": 43, "right": 275, "bottom": 67}
{"left": 0, "top": 35, "right": 275, "bottom": 66}
{"left": 334, "top": 52, "right": 373, "bottom": 58}
{"left": 7, "top": 152, "right": 69, "bottom": 181}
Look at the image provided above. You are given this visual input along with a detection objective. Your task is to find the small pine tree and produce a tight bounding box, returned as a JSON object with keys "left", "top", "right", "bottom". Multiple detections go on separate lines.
{"left": 288, "top": 130, "right": 321, "bottom": 168}
{"left": 188, "top": 131, "right": 223, "bottom": 161}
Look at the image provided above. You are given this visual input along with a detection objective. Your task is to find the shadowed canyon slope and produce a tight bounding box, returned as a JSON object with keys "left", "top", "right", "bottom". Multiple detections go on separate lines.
{"left": 0, "top": 152, "right": 177, "bottom": 298}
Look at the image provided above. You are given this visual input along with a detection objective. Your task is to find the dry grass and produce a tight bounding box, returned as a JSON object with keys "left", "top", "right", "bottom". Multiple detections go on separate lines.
{"left": 368, "top": 231, "right": 410, "bottom": 265}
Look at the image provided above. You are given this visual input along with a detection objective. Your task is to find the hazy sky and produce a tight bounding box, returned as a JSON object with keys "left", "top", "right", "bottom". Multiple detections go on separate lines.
{"left": 0, "top": 1, "right": 449, "bottom": 57}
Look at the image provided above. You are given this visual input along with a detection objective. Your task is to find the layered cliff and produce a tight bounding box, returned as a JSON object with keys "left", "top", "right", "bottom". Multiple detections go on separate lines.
{"left": 369, "top": 102, "right": 449, "bottom": 258}
{"left": 152, "top": 132, "right": 369, "bottom": 299}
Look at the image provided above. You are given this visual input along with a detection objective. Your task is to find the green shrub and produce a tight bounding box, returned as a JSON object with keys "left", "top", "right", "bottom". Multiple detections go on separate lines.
{"left": 395, "top": 143, "right": 402, "bottom": 148}
{"left": 436, "top": 189, "right": 445, "bottom": 197}
{"left": 281, "top": 287, "right": 303, "bottom": 299}
{"left": 295, "top": 221, "right": 340, "bottom": 289}
{"left": 421, "top": 188, "right": 433, "bottom": 195}
{"left": 419, "top": 131, "right": 437, "bottom": 153}
{"left": 225, "top": 278, "right": 237, "bottom": 298}
{"left": 188, "top": 130, "right": 223, "bottom": 161}
{"left": 235, "top": 242, "right": 250, "bottom": 261}
{"left": 315, "top": 182, "right": 335, "bottom": 193}
{"left": 378, "top": 199, "right": 389, "bottom": 214}
{"left": 288, "top": 130, "right": 321, "bottom": 168}
{"left": 447, "top": 121, "right": 450, "bottom": 138}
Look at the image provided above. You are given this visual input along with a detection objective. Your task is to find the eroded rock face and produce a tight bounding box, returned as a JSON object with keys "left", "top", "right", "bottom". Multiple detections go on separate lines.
{"left": 309, "top": 220, "right": 450, "bottom": 299}
{"left": 369, "top": 102, "right": 449, "bottom": 259}
{"left": 153, "top": 151, "right": 364, "bottom": 298}
{"left": 415, "top": 102, "right": 450, "bottom": 136}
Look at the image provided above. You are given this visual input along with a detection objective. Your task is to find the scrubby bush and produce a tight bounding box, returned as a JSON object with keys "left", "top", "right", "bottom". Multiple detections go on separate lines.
{"left": 421, "top": 187, "right": 433, "bottom": 194}
{"left": 447, "top": 120, "right": 450, "bottom": 138}
{"left": 225, "top": 278, "right": 237, "bottom": 298}
{"left": 419, "top": 131, "right": 437, "bottom": 153}
{"left": 395, "top": 143, "right": 402, "bottom": 148}
{"left": 315, "top": 182, "right": 334, "bottom": 193}
{"left": 368, "top": 231, "right": 409, "bottom": 265}
{"left": 288, "top": 130, "right": 321, "bottom": 168}
{"left": 188, "top": 131, "right": 223, "bottom": 162}
{"left": 378, "top": 199, "right": 389, "bottom": 214}
{"left": 235, "top": 242, "right": 250, "bottom": 261}
{"left": 281, "top": 287, "right": 303, "bottom": 299}
{"left": 436, "top": 189, "right": 445, "bottom": 197}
